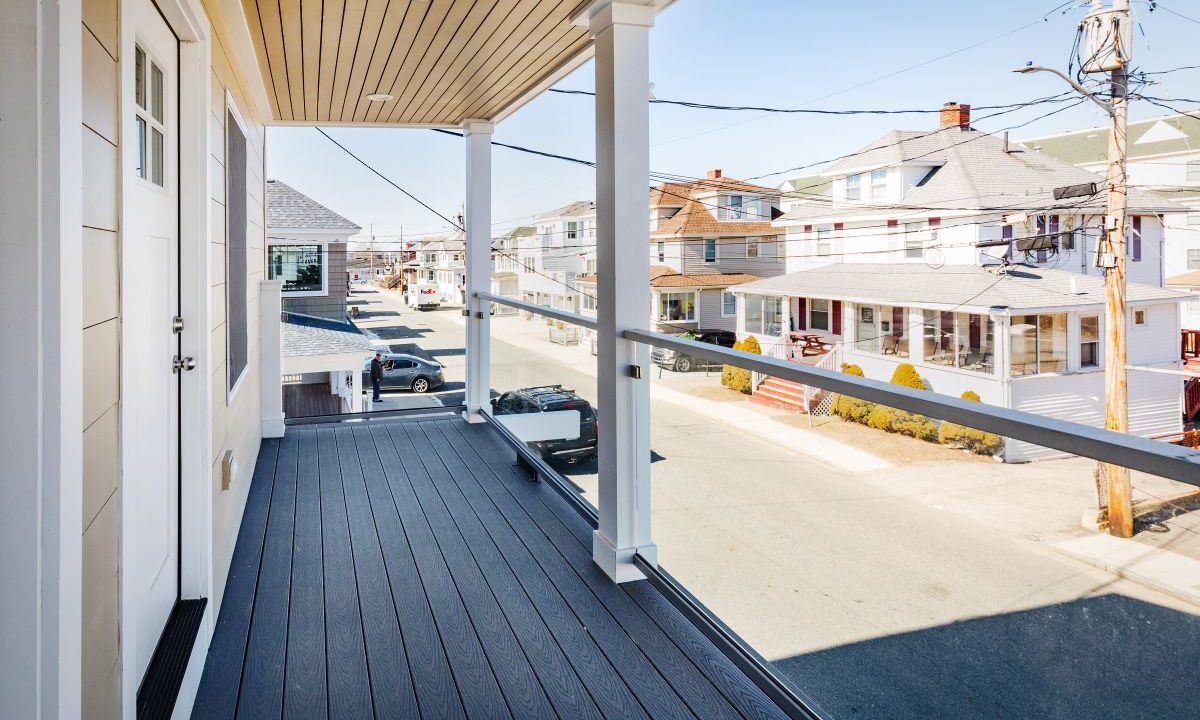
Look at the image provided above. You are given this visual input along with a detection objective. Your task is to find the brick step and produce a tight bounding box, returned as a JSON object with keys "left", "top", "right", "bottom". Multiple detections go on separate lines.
{"left": 757, "top": 379, "right": 809, "bottom": 403}
{"left": 750, "top": 389, "right": 808, "bottom": 412}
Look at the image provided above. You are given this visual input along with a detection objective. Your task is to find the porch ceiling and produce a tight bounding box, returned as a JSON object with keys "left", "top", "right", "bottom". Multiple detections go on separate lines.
{"left": 238, "top": 0, "right": 607, "bottom": 125}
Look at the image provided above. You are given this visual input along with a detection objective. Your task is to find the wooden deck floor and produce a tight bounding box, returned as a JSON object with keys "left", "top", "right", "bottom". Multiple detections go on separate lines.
{"left": 191, "top": 416, "right": 790, "bottom": 720}
{"left": 283, "top": 383, "right": 341, "bottom": 418}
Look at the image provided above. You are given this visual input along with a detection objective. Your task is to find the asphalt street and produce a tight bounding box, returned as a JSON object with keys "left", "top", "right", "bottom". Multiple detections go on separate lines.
{"left": 350, "top": 288, "right": 1200, "bottom": 720}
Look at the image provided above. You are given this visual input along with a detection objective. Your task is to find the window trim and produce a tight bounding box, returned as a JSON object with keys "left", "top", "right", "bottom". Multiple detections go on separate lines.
{"left": 224, "top": 90, "right": 252, "bottom": 404}
{"left": 845, "top": 173, "right": 862, "bottom": 201}
{"left": 658, "top": 290, "right": 697, "bottom": 322}
{"left": 721, "top": 290, "right": 736, "bottom": 317}
{"left": 1080, "top": 314, "right": 1101, "bottom": 369}
{"left": 703, "top": 238, "right": 718, "bottom": 263}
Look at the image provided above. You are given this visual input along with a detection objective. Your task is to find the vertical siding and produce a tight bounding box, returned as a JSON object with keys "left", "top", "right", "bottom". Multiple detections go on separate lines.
{"left": 204, "top": 15, "right": 269, "bottom": 616}
{"left": 81, "top": 0, "right": 121, "bottom": 714}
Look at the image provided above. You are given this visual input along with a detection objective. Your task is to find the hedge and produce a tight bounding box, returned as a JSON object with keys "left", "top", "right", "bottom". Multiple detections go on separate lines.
{"left": 721, "top": 335, "right": 761, "bottom": 393}
{"left": 831, "top": 363, "right": 874, "bottom": 422}
{"left": 937, "top": 390, "right": 1002, "bottom": 455}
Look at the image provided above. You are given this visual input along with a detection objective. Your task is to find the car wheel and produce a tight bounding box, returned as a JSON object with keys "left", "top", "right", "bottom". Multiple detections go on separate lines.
{"left": 411, "top": 377, "right": 430, "bottom": 393}
{"left": 674, "top": 356, "right": 693, "bottom": 373}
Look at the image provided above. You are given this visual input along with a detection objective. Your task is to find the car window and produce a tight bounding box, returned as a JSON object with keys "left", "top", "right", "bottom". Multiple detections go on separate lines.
{"left": 395, "top": 359, "right": 417, "bottom": 369}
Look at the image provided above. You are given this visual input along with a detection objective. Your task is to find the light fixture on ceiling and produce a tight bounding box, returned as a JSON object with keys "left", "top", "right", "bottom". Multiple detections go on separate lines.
{"left": 366, "top": 93, "right": 394, "bottom": 102}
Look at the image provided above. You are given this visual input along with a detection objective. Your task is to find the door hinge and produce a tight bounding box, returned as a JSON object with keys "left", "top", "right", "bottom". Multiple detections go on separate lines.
{"left": 172, "top": 316, "right": 185, "bottom": 333}
{"left": 173, "top": 355, "right": 196, "bottom": 373}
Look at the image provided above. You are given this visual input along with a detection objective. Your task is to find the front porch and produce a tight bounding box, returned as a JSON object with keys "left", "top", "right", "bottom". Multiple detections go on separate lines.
{"left": 193, "top": 415, "right": 793, "bottom": 719}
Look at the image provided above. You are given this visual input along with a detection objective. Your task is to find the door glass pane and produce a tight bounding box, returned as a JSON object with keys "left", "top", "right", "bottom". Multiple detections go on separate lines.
{"left": 151, "top": 128, "right": 164, "bottom": 186}
{"left": 135, "top": 116, "right": 147, "bottom": 179}
{"left": 856, "top": 305, "right": 876, "bottom": 352}
{"left": 151, "top": 62, "right": 164, "bottom": 123}
{"left": 135, "top": 46, "right": 146, "bottom": 109}
{"left": 1038, "top": 313, "right": 1068, "bottom": 373}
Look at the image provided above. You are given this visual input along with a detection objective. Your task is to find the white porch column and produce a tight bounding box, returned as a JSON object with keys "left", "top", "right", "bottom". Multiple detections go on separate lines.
{"left": 463, "top": 120, "right": 493, "bottom": 423}
{"left": 260, "top": 280, "right": 285, "bottom": 437}
{"left": 585, "top": 0, "right": 657, "bottom": 582}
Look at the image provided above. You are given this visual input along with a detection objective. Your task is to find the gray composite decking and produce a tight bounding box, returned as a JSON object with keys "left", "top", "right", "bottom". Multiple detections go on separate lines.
{"left": 191, "top": 416, "right": 791, "bottom": 720}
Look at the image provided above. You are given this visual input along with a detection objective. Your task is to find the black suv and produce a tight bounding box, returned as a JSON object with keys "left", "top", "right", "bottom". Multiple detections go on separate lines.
{"left": 650, "top": 329, "right": 737, "bottom": 372}
{"left": 491, "top": 386, "right": 598, "bottom": 462}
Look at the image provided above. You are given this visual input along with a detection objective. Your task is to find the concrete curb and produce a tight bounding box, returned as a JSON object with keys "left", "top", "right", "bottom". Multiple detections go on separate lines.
{"left": 1051, "top": 533, "right": 1200, "bottom": 608}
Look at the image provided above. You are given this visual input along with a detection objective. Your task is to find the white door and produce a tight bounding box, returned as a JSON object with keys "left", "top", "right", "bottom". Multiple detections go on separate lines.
{"left": 126, "top": 0, "right": 180, "bottom": 685}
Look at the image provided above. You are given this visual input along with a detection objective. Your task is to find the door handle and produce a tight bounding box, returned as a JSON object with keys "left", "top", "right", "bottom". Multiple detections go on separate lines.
{"left": 173, "top": 355, "right": 196, "bottom": 373}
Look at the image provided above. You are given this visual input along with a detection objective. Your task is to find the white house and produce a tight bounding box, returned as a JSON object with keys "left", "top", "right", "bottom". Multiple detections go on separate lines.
{"left": 735, "top": 103, "right": 1190, "bottom": 460}
{"left": 517, "top": 200, "right": 596, "bottom": 312}
{"left": 266, "top": 179, "right": 360, "bottom": 320}
{"left": 491, "top": 225, "right": 532, "bottom": 315}
{"left": 1021, "top": 111, "right": 1200, "bottom": 326}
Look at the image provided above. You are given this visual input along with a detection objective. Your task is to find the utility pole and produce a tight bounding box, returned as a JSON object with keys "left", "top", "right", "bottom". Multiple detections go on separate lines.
{"left": 369, "top": 222, "right": 375, "bottom": 284}
{"left": 1101, "top": 0, "right": 1133, "bottom": 538}
{"left": 1014, "top": 0, "right": 1133, "bottom": 537}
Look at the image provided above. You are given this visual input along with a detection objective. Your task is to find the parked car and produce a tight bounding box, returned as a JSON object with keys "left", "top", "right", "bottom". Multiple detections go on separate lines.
{"left": 650, "top": 329, "right": 737, "bottom": 372}
{"left": 491, "top": 385, "right": 598, "bottom": 462}
{"left": 362, "top": 353, "right": 445, "bottom": 394}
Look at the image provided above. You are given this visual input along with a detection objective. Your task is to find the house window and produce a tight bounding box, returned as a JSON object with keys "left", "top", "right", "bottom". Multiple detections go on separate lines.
{"left": 845, "top": 173, "right": 862, "bottom": 200}
{"left": 870, "top": 169, "right": 887, "bottom": 199}
{"left": 810, "top": 298, "right": 830, "bottom": 332}
{"left": 704, "top": 238, "right": 718, "bottom": 263}
{"left": 745, "top": 295, "right": 784, "bottom": 335}
{"left": 904, "top": 222, "right": 924, "bottom": 259}
{"left": 746, "top": 238, "right": 759, "bottom": 258}
{"left": 658, "top": 292, "right": 696, "bottom": 322}
{"left": 582, "top": 293, "right": 597, "bottom": 312}
{"left": 268, "top": 244, "right": 325, "bottom": 294}
{"left": 1187, "top": 159, "right": 1200, "bottom": 182}
{"left": 1188, "top": 249, "right": 1200, "bottom": 270}
{"left": 855, "top": 305, "right": 910, "bottom": 357}
{"left": 1133, "top": 308, "right": 1147, "bottom": 326}
{"left": 133, "top": 44, "right": 167, "bottom": 187}
{"left": 921, "top": 311, "right": 993, "bottom": 372}
{"left": 1080, "top": 315, "right": 1100, "bottom": 368}
{"left": 657, "top": 241, "right": 665, "bottom": 263}
{"left": 1010, "top": 313, "right": 1068, "bottom": 375}
{"left": 722, "top": 290, "right": 736, "bottom": 317}
{"left": 225, "top": 103, "right": 249, "bottom": 396}
{"left": 566, "top": 221, "right": 579, "bottom": 240}
{"left": 728, "top": 194, "right": 745, "bottom": 219}
{"left": 816, "top": 225, "right": 833, "bottom": 256}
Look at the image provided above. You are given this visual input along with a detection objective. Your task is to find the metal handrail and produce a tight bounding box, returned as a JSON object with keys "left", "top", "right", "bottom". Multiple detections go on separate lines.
{"left": 475, "top": 291, "right": 598, "bottom": 331}
{"left": 625, "top": 328, "right": 1200, "bottom": 483}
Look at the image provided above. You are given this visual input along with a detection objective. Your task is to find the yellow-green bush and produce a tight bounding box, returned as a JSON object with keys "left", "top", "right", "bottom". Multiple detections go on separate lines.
{"left": 938, "top": 390, "right": 1003, "bottom": 455}
{"left": 721, "top": 336, "right": 761, "bottom": 394}
{"left": 831, "top": 363, "right": 875, "bottom": 423}
{"left": 865, "top": 364, "right": 937, "bottom": 440}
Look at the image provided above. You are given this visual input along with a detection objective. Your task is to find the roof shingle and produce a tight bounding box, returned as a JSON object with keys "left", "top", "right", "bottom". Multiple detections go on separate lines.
{"left": 267, "top": 179, "right": 361, "bottom": 231}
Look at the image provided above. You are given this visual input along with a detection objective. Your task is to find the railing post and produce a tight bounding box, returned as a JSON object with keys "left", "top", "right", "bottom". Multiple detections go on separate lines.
{"left": 463, "top": 119, "right": 493, "bottom": 423}
{"left": 260, "top": 280, "right": 285, "bottom": 437}
{"left": 581, "top": 0, "right": 657, "bottom": 582}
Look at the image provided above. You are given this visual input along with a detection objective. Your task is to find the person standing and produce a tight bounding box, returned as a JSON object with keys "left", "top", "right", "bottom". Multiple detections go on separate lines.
{"left": 370, "top": 352, "right": 384, "bottom": 402}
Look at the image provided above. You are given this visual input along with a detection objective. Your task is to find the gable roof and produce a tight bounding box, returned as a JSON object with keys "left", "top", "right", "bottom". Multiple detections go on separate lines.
{"left": 1167, "top": 270, "right": 1200, "bottom": 288}
{"left": 575, "top": 266, "right": 760, "bottom": 289}
{"left": 650, "top": 174, "right": 780, "bottom": 236}
{"left": 780, "top": 129, "right": 1182, "bottom": 223}
{"left": 1020, "top": 111, "right": 1200, "bottom": 165}
{"left": 733, "top": 263, "right": 1192, "bottom": 312}
{"left": 536, "top": 200, "right": 595, "bottom": 220}
{"left": 267, "top": 179, "right": 361, "bottom": 231}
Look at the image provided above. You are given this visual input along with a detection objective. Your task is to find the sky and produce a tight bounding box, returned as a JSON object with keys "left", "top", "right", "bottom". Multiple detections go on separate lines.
{"left": 266, "top": 0, "right": 1200, "bottom": 246}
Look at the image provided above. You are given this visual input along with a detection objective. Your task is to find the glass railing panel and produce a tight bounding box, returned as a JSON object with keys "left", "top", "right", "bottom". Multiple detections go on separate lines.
{"left": 280, "top": 281, "right": 464, "bottom": 419}
{"left": 487, "top": 302, "right": 599, "bottom": 511}
{"left": 640, "top": 333, "right": 1200, "bottom": 719}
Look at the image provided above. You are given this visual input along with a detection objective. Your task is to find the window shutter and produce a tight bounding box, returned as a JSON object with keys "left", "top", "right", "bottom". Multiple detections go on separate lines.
{"left": 1002, "top": 224, "right": 1013, "bottom": 260}
{"left": 1131, "top": 216, "right": 1142, "bottom": 261}
{"left": 804, "top": 225, "right": 813, "bottom": 234}
{"left": 927, "top": 217, "right": 940, "bottom": 227}
{"left": 832, "top": 300, "right": 842, "bottom": 335}
{"left": 796, "top": 298, "right": 807, "bottom": 330}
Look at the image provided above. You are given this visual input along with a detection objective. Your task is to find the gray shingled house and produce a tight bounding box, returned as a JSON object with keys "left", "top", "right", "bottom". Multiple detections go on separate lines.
{"left": 266, "top": 179, "right": 361, "bottom": 321}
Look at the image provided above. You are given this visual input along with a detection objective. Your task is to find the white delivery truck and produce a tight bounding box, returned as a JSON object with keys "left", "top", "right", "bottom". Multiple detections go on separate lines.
{"left": 407, "top": 283, "right": 441, "bottom": 311}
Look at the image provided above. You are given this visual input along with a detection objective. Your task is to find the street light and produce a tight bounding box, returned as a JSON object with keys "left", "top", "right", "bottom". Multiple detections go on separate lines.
{"left": 1011, "top": 65, "right": 1114, "bottom": 116}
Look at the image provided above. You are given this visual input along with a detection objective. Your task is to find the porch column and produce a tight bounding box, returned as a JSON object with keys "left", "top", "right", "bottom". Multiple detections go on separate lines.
{"left": 463, "top": 120, "right": 493, "bottom": 423}
{"left": 260, "top": 280, "right": 284, "bottom": 437}
{"left": 585, "top": 0, "right": 657, "bottom": 582}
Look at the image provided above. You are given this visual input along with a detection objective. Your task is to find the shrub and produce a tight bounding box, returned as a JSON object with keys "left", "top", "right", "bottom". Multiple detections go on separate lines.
{"left": 865, "top": 363, "right": 937, "bottom": 440}
{"left": 831, "top": 363, "right": 875, "bottom": 423}
{"left": 721, "top": 336, "right": 760, "bottom": 394}
{"left": 938, "top": 390, "right": 1003, "bottom": 455}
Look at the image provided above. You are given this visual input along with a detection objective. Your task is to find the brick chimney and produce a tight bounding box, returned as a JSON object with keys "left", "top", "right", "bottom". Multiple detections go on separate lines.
{"left": 939, "top": 102, "right": 971, "bottom": 130}
{"left": 706, "top": 169, "right": 722, "bottom": 179}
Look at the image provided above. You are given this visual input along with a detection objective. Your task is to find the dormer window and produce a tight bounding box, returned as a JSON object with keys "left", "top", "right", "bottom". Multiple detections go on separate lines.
{"left": 845, "top": 174, "right": 862, "bottom": 201}
{"left": 719, "top": 194, "right": 751, "bottom": 220}
{"left": 870, "top": 169, "right": 887, "bottom": 199}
